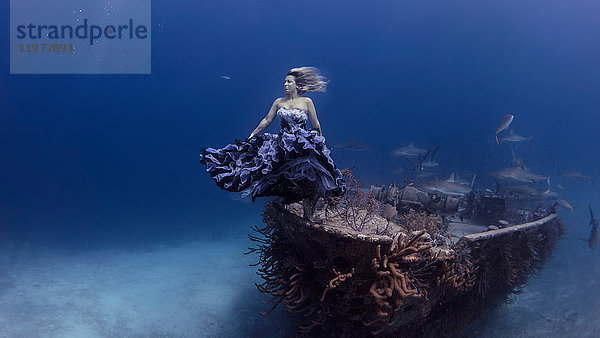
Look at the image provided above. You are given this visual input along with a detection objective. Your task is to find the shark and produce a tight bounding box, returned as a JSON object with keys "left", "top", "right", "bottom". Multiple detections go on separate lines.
{"left": 581, "top": 206, "right": 598, "bottom": 249}
{"left": 561, "top": 171, "right": 596, "bottom": 182}
{"left": 413, "top": 172, "right": 474, "bottom": 197}
{"left": 556, "top": 199, "right": 575, "bottom": 213}
{"left": 495, "top": 181, "right": 558, "bottom": 200}
{"left": 332, "top": 137, "right": 368, "bottom": 151}
{"left": 413, "top": 145, "right": 440, "bottom": 171}
{"left": 420, "top": 145, "right": 440, "bottom": 169}
{"left": 490, "top": 166, "right": 549, "bottom": 185}
{"left": 499, "top": 129, "right": 532, "bottom": 143}
{"left": 392, "top": 142, "right": 428, "bottom": 158}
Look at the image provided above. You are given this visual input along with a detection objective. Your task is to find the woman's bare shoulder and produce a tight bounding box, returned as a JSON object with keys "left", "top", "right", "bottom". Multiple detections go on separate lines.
{"left": 302, "top": 97, "right": 315, "bottom": 108}
{"left": 300, "top": 96, "right": 313, "bottom": 103}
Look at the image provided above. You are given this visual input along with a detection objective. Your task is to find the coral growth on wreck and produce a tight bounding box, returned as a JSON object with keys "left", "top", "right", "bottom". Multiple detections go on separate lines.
{"left": 325, "top": 169, "right": 381, "bottom": 232}
{"left": 397, "top": 209, "right": 441, "bottom": 236}
{"left": 365, "top": 231, "right": 433, "bottom": 334}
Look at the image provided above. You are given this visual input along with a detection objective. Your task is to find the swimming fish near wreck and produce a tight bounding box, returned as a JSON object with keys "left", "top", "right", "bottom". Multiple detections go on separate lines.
{"left": 495, "top": 114, "right": 514, "bottom": 145}
{"left": 581, "top": 206, "right": 598, "bottom": 249}
{"left": 561, "top": 171, "right": 596, "bottom": 182}
{"left": 413, "top": 145, "right": 440, "bottom": 171}
{"left": 491, "top": 166, "right": 549, "bottom": 185}
{"left": 413, "top": 172, "right": 474, "bottom": 197}
{"left": 499, "top": 129, "right": 532, "bottom": 143}
{"left": 496, "top": 182, "right": 557, "bottom": 200}
{"left": 420, "top": 145, "right": 440, "bottom": 169}
{"left": 557, "top": 199, "right": 576, "bottom": 213}
{"left": 392, "top": 142, "right": 428, "bottom": 158}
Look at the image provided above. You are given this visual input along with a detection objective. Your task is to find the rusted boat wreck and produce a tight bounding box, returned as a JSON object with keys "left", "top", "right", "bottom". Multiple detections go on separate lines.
{"left": 247, "top": 175, "right": 564, "bottom": 337}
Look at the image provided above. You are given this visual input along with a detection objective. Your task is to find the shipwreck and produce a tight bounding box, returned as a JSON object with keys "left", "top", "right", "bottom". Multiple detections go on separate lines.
{"left": 246, "top": 171, "right": 564, "bottom": 337}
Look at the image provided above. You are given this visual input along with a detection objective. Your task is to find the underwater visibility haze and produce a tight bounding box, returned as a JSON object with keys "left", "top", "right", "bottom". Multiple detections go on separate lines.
{"left": 1, "top": 0, "right": 600, "bottom": 336}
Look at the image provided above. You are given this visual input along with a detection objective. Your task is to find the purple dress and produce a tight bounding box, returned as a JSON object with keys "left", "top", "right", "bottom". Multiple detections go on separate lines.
{"left": 199, "top": 107, "right": 345, "bottom": 202}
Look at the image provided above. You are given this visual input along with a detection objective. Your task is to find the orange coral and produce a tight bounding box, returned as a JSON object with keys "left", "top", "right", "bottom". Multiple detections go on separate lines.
{"left": 320, "top": 268, "right": 355, "bottom": 302}
{"left": 365, "top": 231, "right": 433, "bottom": 334}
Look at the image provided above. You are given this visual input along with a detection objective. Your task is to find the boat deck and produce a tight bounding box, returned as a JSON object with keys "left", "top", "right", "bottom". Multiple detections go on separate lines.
{"left": 447, "top": 221, "right": 488, "bottom": 243}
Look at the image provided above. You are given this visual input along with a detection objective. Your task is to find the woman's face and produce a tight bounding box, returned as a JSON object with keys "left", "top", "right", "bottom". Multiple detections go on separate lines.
{"left": 284, "top": 75, "right": 298, "bottom": 95}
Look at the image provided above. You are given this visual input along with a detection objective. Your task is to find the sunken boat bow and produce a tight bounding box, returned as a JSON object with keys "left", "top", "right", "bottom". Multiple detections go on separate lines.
{"left": 247, "top": 188, "right": 564, "bottom": 337}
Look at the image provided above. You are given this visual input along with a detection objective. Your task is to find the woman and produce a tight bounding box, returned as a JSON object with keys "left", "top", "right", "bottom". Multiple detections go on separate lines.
{"left": 199, "top": 67, "right": 345, "bottom": 221}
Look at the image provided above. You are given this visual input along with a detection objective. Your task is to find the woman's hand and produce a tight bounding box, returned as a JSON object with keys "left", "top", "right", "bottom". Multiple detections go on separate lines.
{"left": 247, "top": 99, "right": 279, "bottom": 142}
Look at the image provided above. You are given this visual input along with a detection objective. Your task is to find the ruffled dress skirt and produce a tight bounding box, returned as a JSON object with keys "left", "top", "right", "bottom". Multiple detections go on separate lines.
{"left": 199, "top": 129, "right": 345, "bottom": 203}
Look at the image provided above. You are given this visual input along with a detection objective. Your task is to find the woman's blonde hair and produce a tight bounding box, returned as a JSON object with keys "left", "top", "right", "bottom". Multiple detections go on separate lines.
{"left": 287, "top": 67, "right": 328, "bottom": 94}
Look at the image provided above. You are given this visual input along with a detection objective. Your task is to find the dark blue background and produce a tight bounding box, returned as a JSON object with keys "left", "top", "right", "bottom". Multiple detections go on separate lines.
{"left": 1, "top": 0, "right": 599, "bottom": 248}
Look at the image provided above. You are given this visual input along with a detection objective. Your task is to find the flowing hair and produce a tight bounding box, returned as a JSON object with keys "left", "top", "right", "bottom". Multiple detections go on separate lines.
{"left": 287, "top": 67, "right": 329, "bottom": 94}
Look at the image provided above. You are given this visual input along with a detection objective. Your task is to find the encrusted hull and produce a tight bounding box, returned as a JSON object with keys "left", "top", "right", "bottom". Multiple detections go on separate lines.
{"left": 248, "top": 203, "right": 564, "bottom": 337}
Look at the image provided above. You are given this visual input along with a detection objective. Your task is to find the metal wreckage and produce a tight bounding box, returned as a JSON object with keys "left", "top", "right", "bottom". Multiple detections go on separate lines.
{"left": 246, "top": 170, "right": 564, "bottom": 337}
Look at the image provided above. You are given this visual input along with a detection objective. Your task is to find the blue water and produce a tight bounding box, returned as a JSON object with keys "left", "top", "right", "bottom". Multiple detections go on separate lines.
{"left": 1, "top": 0, "right": 599, "bottom": 336}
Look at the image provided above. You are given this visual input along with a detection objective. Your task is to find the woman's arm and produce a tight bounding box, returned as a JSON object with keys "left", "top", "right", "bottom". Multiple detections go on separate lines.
{"left": 248, "top": 99, "right": 279, "bottom": 140}
{"left": 305, "top": 98, "right": 322, "bottom": 136}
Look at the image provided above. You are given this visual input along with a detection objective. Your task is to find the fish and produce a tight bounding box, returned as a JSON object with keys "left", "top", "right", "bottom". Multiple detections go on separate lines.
{"left": 332, "top": 137, "right": 368, "bottom": 151}
{"left": 496, "top": 182, "right": 540, "bottom": 195}
{"left": 499, "top": 129, "right": 532, "bottom": 143}
{"left": 414, "top": 172, "right": 473, "bottom": 197}
{"left": 557, "top": 184, "right": 566, "bottom": 191}
{"left": 490, "top": 166, "right": 549, "bottom": 185}
{"left": 495, "top": 114, "right": 514, "bottom": 145}
{"left": 454, "top": 171, "right": 478, "bottom": 186}
{"left": 495, "top": 182, "right": 557, "bottom": 200}
{"left": 420, "top": 145, "right": 440, "bottom": 169}
{"left": 581, "top": 206, "right": 598, "bottom": 249}
{"left": 219, "top": 75, "right": 231, "bottom": 80}
{"left": 556, "top": 199, "right": 575, "bottom": 213}
{"left": 392, "top": 142, "right": 428, "bottom": 158}
{"left": 412, "top": 146, "right": 440, "bottom": 171}
{"left": 561, "top": 171, "right": 596, "bottom": 182}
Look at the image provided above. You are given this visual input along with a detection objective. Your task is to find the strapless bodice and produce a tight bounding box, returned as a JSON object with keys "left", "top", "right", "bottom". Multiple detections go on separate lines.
{"left": 277, "top": 107, "right": 308, "bottom": 132}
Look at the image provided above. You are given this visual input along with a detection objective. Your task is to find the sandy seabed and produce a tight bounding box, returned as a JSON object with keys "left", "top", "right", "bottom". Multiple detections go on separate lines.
{"left": 0, "top": 236, "right": 598, "bottom": 337}
{"left": 464, "top": 244, "right": 600, "bottom": 338}
{"left": 0, "top": 238, "right": 294, "bottom": 337}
